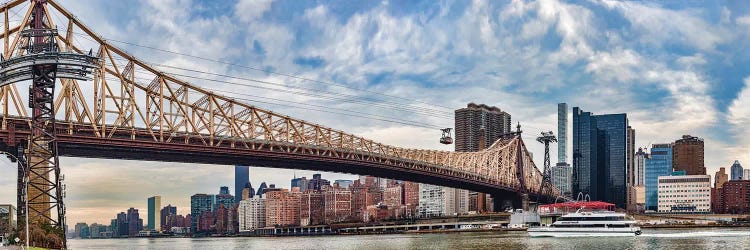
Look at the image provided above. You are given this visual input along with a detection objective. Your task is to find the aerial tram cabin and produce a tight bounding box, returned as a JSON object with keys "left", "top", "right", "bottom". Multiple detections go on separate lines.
{"left": 440, "top": 128, "right": 453, "bottom": 144}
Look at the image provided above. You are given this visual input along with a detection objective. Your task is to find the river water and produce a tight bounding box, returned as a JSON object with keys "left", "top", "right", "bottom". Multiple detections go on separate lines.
{"left": 67, "top": 228, "right": 750, "bottom": 249}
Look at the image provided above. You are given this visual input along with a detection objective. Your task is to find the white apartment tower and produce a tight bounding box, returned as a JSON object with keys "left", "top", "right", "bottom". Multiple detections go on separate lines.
{"left": 239, "top": 197, "right": 266, "bottom": 231}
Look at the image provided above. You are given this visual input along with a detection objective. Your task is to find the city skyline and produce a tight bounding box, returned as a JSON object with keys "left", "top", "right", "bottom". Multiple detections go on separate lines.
{"left": 1, "top": 0, "right": 750, "bottom": 230}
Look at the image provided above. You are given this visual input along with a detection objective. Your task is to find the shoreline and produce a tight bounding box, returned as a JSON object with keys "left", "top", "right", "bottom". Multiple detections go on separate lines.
{"left": 64, "top": 225, "right": 750, "bottom": 240}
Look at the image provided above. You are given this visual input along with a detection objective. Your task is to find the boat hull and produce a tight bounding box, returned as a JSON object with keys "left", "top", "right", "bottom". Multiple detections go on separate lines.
{"left": 528, "top": 228, "right": 641, "bottom": 237}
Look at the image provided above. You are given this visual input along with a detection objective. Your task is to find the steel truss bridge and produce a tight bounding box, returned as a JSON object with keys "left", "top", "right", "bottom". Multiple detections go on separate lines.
{"left": 0, "top": 0, "right": 561, "bottom": 247}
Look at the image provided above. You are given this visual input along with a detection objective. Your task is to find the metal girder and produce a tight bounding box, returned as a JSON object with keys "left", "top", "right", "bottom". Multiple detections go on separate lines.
{"left": 0, "top": 2, "right": 563, "bottom": 240}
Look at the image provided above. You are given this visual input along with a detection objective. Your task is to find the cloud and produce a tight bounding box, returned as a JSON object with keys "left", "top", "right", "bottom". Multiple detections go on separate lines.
{"left": 595, "top": 0, "right": 728, "bottom": 51}
{"left": 0, "top": 0, "right": 746, "bottom": 224}
{"left": 235, "top": 0, "right": 276, "bottom": 23}
{"left": 727, "top": 77, "right": 750, "bottom": 165}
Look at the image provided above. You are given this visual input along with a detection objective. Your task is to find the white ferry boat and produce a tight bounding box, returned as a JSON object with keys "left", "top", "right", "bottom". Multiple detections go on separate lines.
{"left": 528, "top": 210, "right": 641, "bottom": 237}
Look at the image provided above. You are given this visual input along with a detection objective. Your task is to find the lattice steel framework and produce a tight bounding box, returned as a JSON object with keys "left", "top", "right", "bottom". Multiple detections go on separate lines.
{"left": 0, "top": 1, "right": 564, "bottom": 240}
{"left": 0, "top": 1, "right": 98, "bottom": 248}
{"left": 536, "top": 131, "right": 557, "bottom": 203}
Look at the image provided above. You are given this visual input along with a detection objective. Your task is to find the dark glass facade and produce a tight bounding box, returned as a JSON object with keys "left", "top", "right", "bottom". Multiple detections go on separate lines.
{"left": 572, "top": 107, "right": 628, "bottom": 208}
{"left": 234, "top": 165, "right": 250, "bottom": 202}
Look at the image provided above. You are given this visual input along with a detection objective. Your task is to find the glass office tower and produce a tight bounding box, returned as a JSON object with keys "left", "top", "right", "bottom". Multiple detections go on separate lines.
{"left": 645, "top": 144, "right": 673, "bottom": 211}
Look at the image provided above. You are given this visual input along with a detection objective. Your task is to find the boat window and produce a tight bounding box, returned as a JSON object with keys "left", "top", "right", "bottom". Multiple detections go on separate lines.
{"left": 557, "top": 216, "right": 626, "bottom": 221}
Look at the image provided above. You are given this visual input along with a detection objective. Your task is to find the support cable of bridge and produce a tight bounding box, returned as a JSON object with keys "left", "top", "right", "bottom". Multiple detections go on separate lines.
{"left": 63, "top": 30, "right": 456, "bottom": 116}
{"left": 94, "top": 54, "right": 455, "bottom": 119}
{"left": 95, "top": 35, "right": 458, "bottom": 110}
{"left": 97, "top": 73, "right": 447, "bottom": 130}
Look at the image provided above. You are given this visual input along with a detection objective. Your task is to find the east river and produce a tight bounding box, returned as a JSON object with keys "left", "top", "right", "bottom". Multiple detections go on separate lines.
{"left": 67, "top": 228, "right": 750, "bottom": 249}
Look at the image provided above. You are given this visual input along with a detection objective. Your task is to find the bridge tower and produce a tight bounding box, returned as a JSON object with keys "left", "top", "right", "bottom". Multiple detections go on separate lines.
{"left": 0, "top": 0, "right": 98, "bottom": 246}
{"left": 536, "top": 131, "right": 557, "bottom": 203}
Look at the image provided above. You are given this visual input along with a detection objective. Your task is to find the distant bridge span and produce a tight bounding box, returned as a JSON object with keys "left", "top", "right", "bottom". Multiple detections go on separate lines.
{"left": 0, "top": 0, "right": 561, "bottom": 240}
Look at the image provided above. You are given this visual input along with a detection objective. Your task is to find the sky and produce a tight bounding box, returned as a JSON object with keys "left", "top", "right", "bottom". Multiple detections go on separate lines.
{"left": 0, "top": 0, "right": 749, "bottom": 225}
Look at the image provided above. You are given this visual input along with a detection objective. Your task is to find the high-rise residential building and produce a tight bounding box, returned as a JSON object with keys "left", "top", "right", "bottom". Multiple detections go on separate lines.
{"left": 190, "top": 194, "right": 214, "bottom": 232}
{"left": 715, "top": 167, "right": 729, "bottom": 188}
{"left": 418, "top": 184, "right": 444, "bottom": 218}
{"left": 127, "top": 207, "right": 142, "bottom": 236}
{"left": 300, "top": 190, "right": 325, "bottom": 226}
{"left": 235, "top": 165, "right": 250, "bottom": 203}
{"left": 228, "top": 204, "right": 239, "bottom": 234}
{"left": 417, "top": 184, "right": 468, "bottom": 217}
{"left": 657, "top": 175, "right": 711, "bottom": 213}
{"left": 216, "top": 187, "right": 236, "bottom": 212}
{"left": 454, "top": 103, "right": 512, "bottom": 152}
{"left": 672, "top": 135, "right": 705, "bottom": 175}
{"left": 558, "top": 103, "right": 568, "bottom": 163}
{"left": 744, "top": 169, "right": 750, "bottom": 181}
{"left": 324, "top": 185, "right": 352, "bottom": 224}
{"left": 455, "top": 103, "right": 510, "bottom": 212}
{"left": 238, "top": 197, "right": 266, "bottom": 231}
{"left": 551, "top": 163, "right": 573, "bottom": 195}
{"left": 383, "top": 184, "right": 403, "bottom": 208}
{"left": 116, "top": 212, "right": 128, "bottom": 236}
{"left": 443, "top": 188, "right": 469, "bottom": 216}
{"left": 572, "top": 107, "right": 629, "bottom": 207}
{"left": 265, "top": 189, "right": 300, "bottom": 227}
{"left": 197, "top": 211, "right": 214, "bottom": 233}
{"left": 644, "top": 144, "right": 673, "bottom": 211}
{"left": 147, "top": 196, "right": 161, "bottom": 232}
{"left": 160, "top": 204, "right": 176, "bottom": 232}
{"left": 715, "top": 180, "right": 750, "bottom": 214}
{"left": 634, "top": 148, "right": 648, "bottom": 186}
{"left": 731, "top": 160, "right": 744, "bottom": 180}
{"left": 215, "top": 204, "right": 228, "bottom": 234}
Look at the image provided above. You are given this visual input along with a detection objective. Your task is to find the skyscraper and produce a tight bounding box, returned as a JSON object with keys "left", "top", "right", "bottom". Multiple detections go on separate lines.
{"left": 291, "top": 176, "right": 308, "bottom": 192}
{"left": 160, "top": 204, "right": 176, "bottom": 232}
{"left": 127, "top": 207, "right": 142, "bottom": 236}
{"left": 190, "top": 194, "right": 214, "bottom": 233}
{"left": 235, "top": 165, "right": 250, "bottom": 203}
{"left": 215, "top": 187, "right": 236, "bottom": 213}
{"left": 572, "top": 107, "right": 629, "bottom": 207}
{"left": 672, "top": 135, "right": 705, "bottom": 175}
{"left": 626, "top": 126, "right": 635, "bottom": 186}
{"left": 454, "top": 103, "right": 512, "bottom": 152}
{"left": 455, "top": 103, "right": 508, "bottom": 212}
{"left": 634, "top": 148, "right": 648, "bottom": 186}
{"left": 147, "top": 196, "right": 161, "bottom": 232}
{"left": 645, "top": 144, "right": 673, "bottom": 211}
{"left": 558, "top": 103, "right": 568, "bottom": 163}
{"left": 731, "top": 160, "right": 744, "bottom": 180}
{"left": 116, "top": 212, "right": 127, "bottom": 236}
{"left": 307, "top": 174, "right": 330, "bottom": 191}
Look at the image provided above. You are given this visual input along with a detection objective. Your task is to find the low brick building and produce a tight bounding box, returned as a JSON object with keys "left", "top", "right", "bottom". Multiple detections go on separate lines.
{"left": 714, "top": 180, "right": 750, "bottom": 214}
